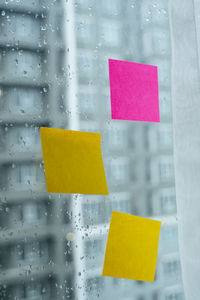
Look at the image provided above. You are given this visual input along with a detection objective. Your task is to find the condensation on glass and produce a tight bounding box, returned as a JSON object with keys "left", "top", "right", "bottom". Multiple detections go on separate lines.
{"left": 0, "top": 1, "right": 184, "bottom": 300}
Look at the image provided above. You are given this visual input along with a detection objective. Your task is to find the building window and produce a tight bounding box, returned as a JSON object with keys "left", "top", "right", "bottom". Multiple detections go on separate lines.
{"left": 12, "top": 280, "right": 51, "bottom": 299}
{"left": 85, "top": 239, "right": 102, "bottom": 256}
{"left": 7, "top": 126, "right": 40, "bottom": 151}
{"left": 2, "top": 87, "right": 43, "bottom": 114}
{"left": 159, "top": 91, "right": 172, "bottom": 118}
{"left": 8, "top": 164, "right": 44, "bottom": 190}
{"left": 3, "top": 201, "right": 48, "bottom": 228}
{"left": 100, "top": 23, "right": 121, "bottom": 47}
{"left": 86, "top": 277, "right": 104, "bottom": 294}
{"left": 161, "top": 194, "right": 176, "bottom": 215}
{"left": 137, "top": 296, "right": 145, "bottom": 300}
{"left": 75, "top": 0, "right": 92, "bottom": 11}
{"left": 110, "top": 158, "right": 129, "bottom": 185}
{"left": 78, "top": 90, "right": 95, "bottom": 116}
{"left": 100, "top": 0, "right": 120, "bottom": 16}
{"left": 82, "top": 200, "right": 104, "bottom": 224}
{"left": 158, "top": 125, "right": 173, "bottom": 150}
{"left": 163, "top": 259, "right": 180, "bottom": 277}
{"left": 26, "top": 282, "right": 42, "bottom": 298}
{"left": 107, "top": 126, "right": 128, "bottom": 149}
{"left": 152, "top": 3, "right": 168, "bottom": 25}
{"left": 13, "top": 285, "right": 25, "bottom": 299}
{"left": 153, "top": 30, "right": 170, "bottom": 54}
{"left": 3, "top": 50, "right": 42, "bottom": 78}
{"left": 12, "top": 240, "right": 49, "bottom": 266}
{"left": 159, "top": 158, "right": 174, "bottom": 183}
{"left": 165, "top": 292, "right": 184, "bottom": 300}
{"left": 111, "top": 200, "right": 130, "bottom": 213}
{"left": 24, "top": 241, "right": 40, "bottom": 262}
{"left": 162, "top": 225, "right": 178, "bottom": 244}
{"left": 22, "top": 202, "right": 39, "bottom": 224}
{"left": 157, "top": 61, "right": 171, "bottom": 87}
{"left": 1, "top": 13, "right": 40, "bottom": 40}
{"left": 77, "top": 52, "right": 94, "bottom": 80}
{"left": 76, "top": 21, "right": 94, "bottom": 44}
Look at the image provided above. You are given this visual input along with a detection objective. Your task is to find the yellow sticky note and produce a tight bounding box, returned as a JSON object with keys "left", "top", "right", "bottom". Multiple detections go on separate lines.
{"left": 102, "top": 211, "right": 161, "bottom": 281}
{"left": 40, "top": 127, "right": 109, "bottom": 195}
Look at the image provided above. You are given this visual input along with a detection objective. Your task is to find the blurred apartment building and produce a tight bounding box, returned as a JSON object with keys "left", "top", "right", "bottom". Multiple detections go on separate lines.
{"left": 0, "top": 0, "right": 74, "bottom": 299}
{"left": 73, "top": 0, "right": 185, "bottom": 299}
{"left": 0, "top": 0, "right": 184, "bottom": 300}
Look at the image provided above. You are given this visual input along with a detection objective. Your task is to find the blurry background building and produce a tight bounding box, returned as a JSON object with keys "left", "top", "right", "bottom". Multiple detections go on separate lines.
{"left": 0, "top": 0, "right": 184, "bottom": 300}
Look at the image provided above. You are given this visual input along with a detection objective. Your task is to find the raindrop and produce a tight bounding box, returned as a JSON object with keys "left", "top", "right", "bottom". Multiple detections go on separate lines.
{"left": 161, "top": 8, "right": 167, "bottom": 15}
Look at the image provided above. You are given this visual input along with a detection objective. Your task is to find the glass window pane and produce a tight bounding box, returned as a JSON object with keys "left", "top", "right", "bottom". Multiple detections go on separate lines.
{"left": 0, "top": 1, "right": 184, "bottom": 300}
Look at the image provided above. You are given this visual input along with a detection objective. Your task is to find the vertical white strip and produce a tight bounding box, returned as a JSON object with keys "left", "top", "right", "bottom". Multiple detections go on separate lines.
{"left": 194, "top": 0, "right": 200, "bottom": 70}
{"left": 63, "top": 0, "right": 79, "bottom": 130}
{"left": 62, "top": 1, "right": 86, "bottom": 299}
{"left": 169, "top": 0, "right": 200, "bottom": 299}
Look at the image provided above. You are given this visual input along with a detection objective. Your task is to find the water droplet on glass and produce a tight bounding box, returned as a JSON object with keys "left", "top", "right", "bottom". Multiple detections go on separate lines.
{"left": 66, "top": 232, "right": 75, "bottom": 242}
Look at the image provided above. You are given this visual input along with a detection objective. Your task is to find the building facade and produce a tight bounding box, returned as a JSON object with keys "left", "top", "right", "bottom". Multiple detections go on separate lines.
{"left": 0, "top": 0, "right": 184, "bottom": 300}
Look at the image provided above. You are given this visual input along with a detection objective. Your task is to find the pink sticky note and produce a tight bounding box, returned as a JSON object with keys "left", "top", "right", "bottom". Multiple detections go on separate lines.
{"left": 109, "top": 59, "right": 160, "bottom": 122}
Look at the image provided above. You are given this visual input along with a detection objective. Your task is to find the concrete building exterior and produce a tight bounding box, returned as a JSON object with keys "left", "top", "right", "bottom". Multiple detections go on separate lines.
{"left": 0, "top": 0, "right": 184, "bottom": 299}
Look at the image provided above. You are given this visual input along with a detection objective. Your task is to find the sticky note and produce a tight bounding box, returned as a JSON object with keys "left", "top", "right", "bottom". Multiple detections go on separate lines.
{"left": 102, "top": 211, "right": 161, "bottom": 281}
{"left": 40, "top": 127, "right": 108, "bottom": 195}
{"left": 108, "top": 59, "right": 160, "bottom": 122}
